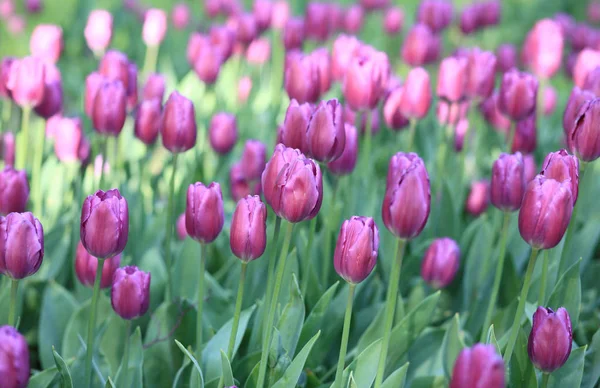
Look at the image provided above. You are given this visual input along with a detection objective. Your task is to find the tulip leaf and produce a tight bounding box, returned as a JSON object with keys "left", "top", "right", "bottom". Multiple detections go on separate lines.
{"left": 547, "top": 259, "right": 581, "bottom": 328}
{"left": 381, "top": 362, "right": 409, "bottom": 388}
{"left": 172, "top": 356, "right": 191, "bottom": 388}
{"left": 114, "top": 327, "right": 144, "bottom": 387}
{"left": 509, "top": 328, "right": 536, "bottom": 388}
{"left": 28, "top": 368, "right": 59, "bottom": 388}
{"left": 441, "top": 314, "right": 465, "bottom": 378}
{"left": 582, "top": 329, "right": 600, "bottom": 388}
{"left": 52, "top": 347, "right": 73, "bottom": 388}
{"left": 271, "top": 330, "right": 321, "bottom": 388}
{"left": 548, "top": 346, "right": 587, "bottom": 388}
{"left": 410, "top": 375, "right": 447, "bottom": 388}
{"left": 347, "top": 372, "right": 358, "bottom": 388}
{"left": 343, "top": 339, "right": 382, "bottom": 388}
{"left": 174, "top": 340, "right": 204, "bottom": 388}
{"left": 104, "top": 377, "right": 116, "bottom": 388}
{"left": 299, "top": 281, "right": 338, "bottom": 362}
{"left": 356, "top": 304, "right": 386, "bottom": 354}
{"left": 276, "top": 274, "right": 305, "bottom": 358}
{"left": 485, "top": 325, "right": 501, "bottom": 356}
{"left": 220, "top": 350, "right": 235, "bottom": 387}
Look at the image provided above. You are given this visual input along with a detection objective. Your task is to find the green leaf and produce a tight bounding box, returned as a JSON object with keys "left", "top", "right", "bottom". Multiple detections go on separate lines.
{"left": 61, "top": 295, "right": 112, "bottom": 359}
{"left": 380, "top": 363, "right": 409, "bottom": 388}
{"left": 52, "top": 347, "right": 73, "bottom": 388}
{"left": 582, "top": 328, "right": 600, "bottom": 388}
{"left": 356, "top": 304, "right": 385, "bottom": 354}
{"left": 485, "top": 325, "right": 501, "bottom": 356}
{"left": 28, "top": 368, "right": 59, "bottom": 388}
{"left": 114, "top": 327, "right": 144, "bottom": 387}
{"left": 276, "top": 274, "right": 305, "bottom": 357}
{"left": 346, "top": 339, "right": 382, "bottom": 388}
{"left": 441, "top": 314, "right": 465, "bottom": 378}
{"left": 172, "top": 356, "right": 191, "bottom": 388}
{"left": 299, "top": 281, "right": 338, "bottom": 366}
{"left": 220, "top": 350, "right": 235, "bottom": 387}
{"left": 104, "top": 377, "right": 116, "bottom": 388}
{"left": 547, "top": 259, "right": 582, "bottom": 328}
{"left": 271, "top": 331, "right": 321, "bottom": 388}
{"left": 347, "top": 373, "right": 358, "bottom": 388}
{"left": 175, "top": 340, "right": 205, "bottom": 388}
{"left": 509, "top": 328, "right": 536, "bottom": 388}
{"left": 548, "top": 346, "right": 586, "bottom": 388}
{"left": 410, "top": 375, "right": 447, "bottom": 388}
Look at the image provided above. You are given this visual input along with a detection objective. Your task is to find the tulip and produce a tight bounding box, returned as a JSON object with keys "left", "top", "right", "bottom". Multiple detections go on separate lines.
{"left": 328, "top": 123, "right": 358, "bottom": 176}
{"left": 272, "top": 1, "right": 289, "bottom": 29}
{"left": 0, "top": 57, "right": 15, "bottom": 99}
{"left": 85, "top": 10, "right": 113, "bottom": 54}
{"left": 191, "top": 37, "right": 223, "bottom": 85}
{"left": 143, "top": 9, "right": 167, "bottom": 47}
{"left": 283, "top": 18, "right": 305, "bottom": 51}
{"left": 573, "top": 49, "right": 600, "bottom": 88}
{"left": 498, "top": 69, "right": 538, "bottom": 122}
{"left": 490, "top": 153, "right": 525, "bottom": 212}
{"left": 238, "top": 76, "right": 252, "bottom": 103}
{"left": 590, "top": 1, "right": 600, "bottom": 23}
{"left": 240, "top": 140, "right": 267, "bottom": 180}
{"left": 0, "top": 212, "right": 43, "bottom": 279}
{"left": 6, "top": 15, "right": 25, "bottom": 35}
{"left": 84, "top": 72, "right": 105, "bottom": 117}
{"left": 528, "top": 307, "right": 572, "bottom": 372}
{"left": 523, "top": 154, "right": 537, "bottom": 183}
{"left": 402, "top": 23, "right": 437, "bottom": 66}
{"left": 230, "top": 163, "right": 261, "bottom": 201}
{"left": 185, "top": 182, "right": 224, "bottom": 244}
{"left": 479, "top": 92, "right": 511, "bottom": 133}
{"left": 171, "top": 3, "right": 190, "bottom": 30}
{"left": 230, "top": 195, "right": 267, "bottom": 261}
{"left": 416, "top": 0, "right": 453, "bottom": 33}
{"left": 92, "top": 79, "right": 127, "bottom": 136}
{"left": 542, "top": 85, "right": 558, "bottom": 116}
{"left": 53, "top": 116, "right": 85, "bottom": 163}
{"left": 465, "top": 180, "right": 490, "bottom": 217}
{"left": 253, "top": 0, "right": 272, "bottom": 32}
{"left": 0, "top": 325, "right": 30, "bottom": 388}
{"left": 437, "top": 100, "right": 470, "bottom": 127}
{"left": 495, "top": 43, "right": 517, "bottom": 73}
{"left": 334, "top": 216, "right": 379, "bottom": 284}
{"left": 399, "top": 67, "right": 432, "bottom": 120}
{"left": 383, "top": 7, "right": 404, "bottom": 34}
{"left": 209, "top": 112, "right": 238, "bottom": 155}
{"left": 134, "top": 99, "right": 161, "bottom": 145}
{"left": 541, "top": 149, "right": 579, "bottom": 204}
{"left": 111, "top": 266, "right": 151, "bottom": 320}
{"left": 7, "top": 56, "right": 45, "bottom": 107}
{"left": 360, "top": 0, "right": 389, "bottom": 10}
{"left": 141, "top": 74, "right": 164, "bottom": 102}
{"left": 34, "top": 63, "right": 63, "bottom": 119}
{"left": 450, "top": 344, "right": 505, "bottom": 388}
{"left": 284, "top": 52, "right": 320, "bottom": 104}
{"left": 126, "top": 63, "right": 138, "bottom": 109}
{"left": 522, "top": 19, "right": 564, "bottom": 79}
{"left": 30, "top": 24, "right": 62, "bottom": 64}
{"left": 437, "top": 56, "right": 468, "bottom": 102}
{"left": 563, "top": 87, "right": 595, "bottom": 141}
{"left": 453, "top": 119, "right": 469, "bottom": 152}
{"left": 209, "top": 26, "right": 236, "bottom": 61}
{"left": 383, "top": 87, "right": 410, "bottom": 130}
{"left": 176, "top": 213, "right": 187, "bottom": 240}
{"left": 98, "top": 50, "right": 130, "bottom": 90}
{"left": 232, "top": 13, "right": 258, "bottom": 45}
{"left": 306, "top": 99, "right": 345, "bottom": 162}
{"left": 569, "top": 98, "right": 600, "bottom": 161}
{"left": 332, "top": 34, "right": 361, "bottom": 81}
{"left": 246, "top": 38, "right": 271, "bottom": 65}
{"left": 310, "top": 48, "right": 332, "bottom": 96}
{"left": 161, "top": 91, "right": 197, "bottom": 153}
{"left": 343, "top": 50, "right": 390, "bottom": 111}
{"left": 466, "top": 48, "right": 497, "bottom": 100}
{"left": 1, "top": 132, "right": 15, "bottom": 166}
{"left": 459, "top": 5, "right": 480, "bottom": 34}
{"left": 305, "top": 2, "right": 331, "bottom": 42}
{"left": 382, "top": 152, "right": 430, "bottom": 239}
{"left": 75, "top": 241, "right": 121, "bottom": 288}
{"left": 344, "top": 5, "right": 364, "bottom": 34}
{"left": 511, "top": 114, "right": 537, "bottom": 153}
{"left": 261, "top": 144, "right": 322, "bottom": 223}
{"left": 421, "top": 237, "right": 460, "bottom": 289}
{"left": 0, "top": 167, "right": 28, "bottom": 215}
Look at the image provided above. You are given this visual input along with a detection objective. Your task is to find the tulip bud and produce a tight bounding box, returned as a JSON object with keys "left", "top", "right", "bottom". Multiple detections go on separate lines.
{"left": 569, "top": 98, "right": 600, "bottom": 161}
{"left": 454, "top": 119, "right": 469, "bottom": 152}
{"left": 75, "top": 241, "right": 121, "bottom": 288}
{"left": 421, "top": 237, "right": 460, "bottom": 288}
{"left": 209, "top": 112, "right": 238, "bottom": 155}
{"left": 465, "top": 180, "right": 490, "bottom": 217}
{"left": 306, "top": 99, "right": 345, "bottom": 162}
{"left": 230, "top": 195, "right": 267, "bottom": 261}
{"left": 0, "top": 166, "right": 28, "bottom": 215}
{"left": 241, "top": 140, "right": 267, "bottom": 180}
{"left": 284, "top": 52, "right": 320, "bottom": 104}
{"left": 437, "top": 56, "right": 468, "bottom": 102}
{"left": 450, "top": 344, "right": 505, "bottom": 388}
{"left": 343, "top": 50, "right": 390, "bottom": 111}
{"left": 305, "top": 2, "right": 331, "bottom": 42}
{"left": 459, "top": 4, "right": 480, "bottom": 35}
{"left": 142, "top": 74, "right": 164, "bottom": 102}
{"left": 209, "top": 26, "right": 236, "bottom": 61}
{"left": 563, "top": 87, "right": 595, "bottom": 141}
{"left": 310, "top": 48, "right": 332, "bottom": 96}
{"left": 511, "top": 114, "right": 537, "bottom": 154}
{"left": 134, "top": 99, "right": 161, "bottom": 145}
{"left": 528, "top": 307, "right": 572, "bottom": 372}
{"left": 34, "top": 63, "right": 63, "bottom": 119}
{"left": 171, "top": 3, "right": 190, "bottom": 30}
{"left": 328, "top": 123, "right": 358, "bottom": 176}
{"left": 53, "top": 116, "right": 84, "bottom": 163}
{"left": 280, "top": 99, "right": 312, "bottom": 152}
{"left": 480, "top": 91, "right": 511, "bottom": 133}
{"left": 542, "top": 85, "right": 557, "bottom": 116}
{"left": 238, "top": 76, "right": 252, "bottom": 103}
{"left": 0, "top": 212, "right": 43, "bottom": 280}
{"left": 523, "top": 19, "right": 564, "bottom": 79}
{"left": 176, "top": 213, "right": 187, "bottom": 240}
{"left": 399, "top": 67, "right": 432, "bottom": 119}
{"left": 383, "top": 87, "right": 410, "bottom": 130}
{"left": 332, "top": 34, "right": 361, "bottom": 81}
{"left": 246, "top": 38, "right": 271, "bottom": 65}
{"left": 519, "top": 175, "right": 573, "bottom": 249}
{"left": 491, "top": 153, "right": 525, "bottom": 212}
{"left": 98, "top": 50, "right": 130, "bottom": 90}
{"left": 283, "top": 18, "right": 305, "bottom": 51}
{"left": 230, "top": 163, "right": 261, "bottom": 202}
{"left": 360, "top": 0, "right": 390, "bottom": 10}
{"left": 186, "top": 182, "right": 224, "bottom": 244}
{"left": 1, "top": 132, "right": 15, "bottom": 166}
{"left": 161, "top": 91, "right": 197, "bottom": 153}
{"left": 498, "top": 69, "right": 538, "bottom": 122}
{"left": 574, "top": 49, "right": 600, "bottom": 88}
{"left": 0, "top": 325, "right": 30, "bottom": 387}
{"left": 85, "top": 10, "right": 113, "bottom": 54}
{"left": 402, "top": 23, "right": 436, "bottom": 66}
{"left": 496, "top": 43, "right": 517, "bottom": 73}
{"left": 334, "top": 216, "right": 379, "bottom": 284}
{"left": 466, "top": 48, "right": 496, "bottom": 99}
{"left": 541, "top": 149, "right": 579, "bottom": 205}
{"left": 343, "top": 5, "right": 364, "bottom": 34}
{"left": 7, "top": 15, "right": 25, "bottom": 35}
{"left": 7, "top": 56, "right": 45, "bottom": 107}
{"left": 417, "top": 0, "right": 453, "bottom": 33}
{"left": 191, "top": 38, "right": 223, "bottom": 85}
{"left": 111, "top": 266, "right": 151, "bottom": 320}
{"left": 80, "top": 189, "right": 129, "bottom": 259}
{"left": 92, "top": 79, "right": 127, "bottom": 136}
{"left": 382, "top": 153, "right": 430, "bottom": 239}
{"left": 0, "top": 57, "right": 15, "bottom": 99}
{"left": 30, "top": 24, "right": 62, "bottom": 64}
{"left": 253, "top": 0, "right": 273, "bottom": 32}
{"left": 524, "top": 154, "right": 537, "bottom": 183}
{"left": 262, "top": 144, "right": 323, "bottom": 222}
{"left": 384, "top": 7, "right": 404, "bottom": 35}
{"left": 272, "top": 1, "right": 289, "bottom": 29}
{"left": 126, "top": 63, "right": 138, "bottom": 109}
{"left": 143, "top": 9, "right": 167, "bottom": 46}
{"left": 84, "top": 72, "right": 105, "bottom": 117}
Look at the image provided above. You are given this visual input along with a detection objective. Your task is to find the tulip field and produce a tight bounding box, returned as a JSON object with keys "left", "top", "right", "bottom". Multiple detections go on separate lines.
{"left": 3, "top": 0, "right": 600, "bottom": 387}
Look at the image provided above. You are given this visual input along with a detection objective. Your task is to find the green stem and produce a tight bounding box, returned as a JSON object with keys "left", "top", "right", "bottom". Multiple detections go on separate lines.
{"left": 142, "top": 44, "right": 160, "bottom": 79}
{"left": 7, "top": 279, "right": 18, "bottom": 327}
{"left": 363, "top": 110, "right": 373, "bottom": 178}
{"left": 196, "top": 243, "right": 207, "bottom": 363}
{"left": 507, "top": 121, "right": 516, "bottom": 153}
{"left": 120, "top": 320, "right": 132, "bottom": 388}
{"left": 407, "top": 119, "right": 418, "bottom": 152}
{"left": 322, "top": 178, "right": 339, "bottom": 288}
{"left": 112, "top": 134, "right": 121, "bottom": 188}
{"left": 84, "top": 257, "right": 106, "bottom": 388}
{"left": 227, "top": 262, "right": 248, "bottom": 360}
{"left": 98, "top": 136, "right": 108, "bottom": 190}
{"left": 374, "top": 239, "right": 407, "bottom": 388}
{"left": 256, "top": 221, "right": 294, "bottom": 388}
{"left": 333, "top": 284, "right": 356, "bottom": 388}
{"left": 480, "top": 212, "right": 511, "bottom": 341}
{"left": 261, "top": 217, "right": 282, "bottom": 339}
{"left": 69, "top": 162, "right": 82, "bottom": 288}
{"left": 538, "top": 250, "right": 550, "bottom": 306}
{"left": 1, "top": 98, "right": 11, "bottom": 130}
{"left": 32, "top": 119, "right": 45, "bottom": 215}
{"left": 301, "top": 216, "right": 318, "bottom": 295}
{"left": 541, "top": 372, "right": 550, "bottom": 388}
{"left": 16, "top": 106, "right": 31, "bottom": 170}
{"left": 503, "top": 248, "right": 540, "bottom": 365}
{"left": 164, "top": 153, "right": 178, "bottom": 302}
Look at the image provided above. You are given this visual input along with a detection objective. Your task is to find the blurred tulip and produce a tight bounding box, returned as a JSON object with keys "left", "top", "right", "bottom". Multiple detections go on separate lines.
{"left": 34, "top": 64, "right": 62, "bottom": 119}
{"left": 126, "top": 63, "right": 138, "bottom": 109}
{"left": 554, "top": 13, "right": 575, "bottom": 37}
{"left": 480, "top": 0, "right": 500, "bottom": 26}
{"left": 402, "top": 23, "right": 438, "bottom": 66}
{"left": 284, "top": 52, "right": 320, "bottom": 104}
{"left": 111, "top": 266, "right": 151, "bottom": 320}
{"left": 384, "top": 87, "right": 410, "bottom": 130}
{"left": 459, "top": 4, "right": 480, "bottom": 34}
{"left": 495, "top": 43, "right": 517, "bottom": 73}
{"left": 450, "top": 344, "right": 504, "bottom": 388}
{"left": 281, "top": 99, "right": 312, "bottom": 152}
{"left": 421, "top": 237, "right": 460, "bottom": 288}
{"left": 98, "top": 50, "right": 129, "bottom": 90}
{"left": 0, "top": 0, "right": 13, "bottom": 18}
{"left": 512, "top": 114, "right": 537, "bottom": 154}
{"left": 186, "top": 182, "right": 224, "bottom": 243}
{"left": 230, "top": 195, "right": 267, "bottom": 261}
{"left": 176, "top": 213, "right": 187, "bottom": 240}
{"left": 519, "top": 175, "right": 573, "bottom": 249}
{"left": 171, "top": 3, "right": 190, "bottom": 30}
{"left": 0, "top": 325, "right": 30, "bottom": 388}
{"left": 161, "top": 91, "right": 197, "bottom": 153}
{"left": 190, "top": 37, "right": 223, "bottom": 85}
{"left": 253, "top": 0, "right": 272, "bottom": 32}
{"left": 570, "top": 98, "right": 600, "bottom": 161}
{"left": 241, "top": 140, "right": 267, "bottom": 180}
{"left": 574, "top": 49, "right": 600, "bottom": 88}
{"left": 92, "top": 79, "right": 127, "bottom": 135}
{"left": 522, "top": 19, "right": 563, "bottom": 79}
{"left": 0, "top": 167, "right": 28, "bottom": 215}
{"left": 0, "top": 212, "right": 43, "bottom": 279}
{"left": 343, "top": 50, "right": 390, "bottom": 111}
{"left": 310, "top": 48, "right": 332, "bottom": 95}
{"left": 232, "top": 13, "right": 258, "bottom": 45}
{"left": 238, "top": 76, "right": 252, "bottom": 103}
{"left": 417, "top": 0, "right": 453, "bottom": 33}
{"left": 142, "top": 73, "right": 165, "bottom": 102}
{"left": 466, "top": 48, "right": 496, "bottom": 99}
{"left": 437, "top": 56, "right": 468, "bottom": 102}
{"left": 453, "top": 119, "right": 469, "bottom": 152}
{"left": 230, "top": 163, "right": 261, "bottom": 201}
{"left": 344, "top": 5, "right": 364, "bottom": 34}
{"left": 75, "top": 241, "right": 121, "bottom": 288}
{"left": 85, "top": 10, "right": 113, "bottom": 54}
{"left": 134, "top": 99, "right": 161, "bottom": 145}
{"left": 528, "top": 307, "right": 572, "bottom": 372}
{"left": 84, "top": 72, "right": 105, "bottom": 117}
{"left": 7, "top": 15, "right": 25, "bottom": 35}
{"left": 334, "top": 216, "right": 379, "bottom": 284}
{"left": 271, "top": 1, "right": 289, "bottom": 29}
{"left": 283, "top": 18, "right": 305, "bottom": 51}
{"left": 209, "top": 25, "right": 236, "bottom": 61}
{"left": 7, "top": 56, "right": 45, "bottom": 107}
{"left": 398, "top": 67, "right": 432, "bottom": 119}
{"left": 328, "top": 123, "right": 358, "bottom": 175}
{"left": 209, "top": 112, "right": 238, "bottom": 155}
{"left": 306, "top": 99, "right": 345, "bottom": 162}
{"left": 332, "top": 34, "right": 361, "bottom": 81}
{"left": 524, "top": 154, "right": 537, "bottom": 183}
{"left": 25, "top": 0, "right": 41, "bottom": 13}
{"left": 384, "top": 7, "right": 404, "bottom": 35}
{"left": 583, "top": 66, "right": 600, "bottom": 96}
{"left": 541, "top": 85, "right": 557, "bottom": 116}
{"left": 143, "top": 9, "right": 167, "bottom": 46}
{"left": 491, "top": 152, "right": 525, "bottom": 211}
{"left": 563, "top": 87, "right": 595, "bottom": 140}
{"left": 53, "top": 116, "right": 85, "bottom": 163}
{"left": 0, "top": 57, "right": 15, "bottom": 99}
{"left": 466, "top": 180, "right": 489, "bottom": 217}
{"left": 360, "top": 0, "right": 389, "bottom": 10}
{"left": 246, "top": 38, "right": 271, "bottom": 65}
{"left": 1, "top": 132, "right": 15, "bottom": 166}
{"left": 305, "top": 2, "right": 331, "bottom": 42}
{"left": 30, "top": 24, "right": 62, "bottom": 64}
{"left": 498, "top": 69, "right": 538, "bottom": 121}
{"left": 541, "top": 149, "right": 579, "bottom": 204}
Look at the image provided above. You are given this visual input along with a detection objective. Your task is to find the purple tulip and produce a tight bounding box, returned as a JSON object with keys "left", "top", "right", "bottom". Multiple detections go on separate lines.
{"left": 111, "top": 266, "right": 151, "bottom": 320}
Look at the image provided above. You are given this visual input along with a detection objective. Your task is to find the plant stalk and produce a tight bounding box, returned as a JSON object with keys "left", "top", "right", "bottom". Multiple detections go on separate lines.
{"left": 196, "top": 243, "right": 208, "bottom": 363}
{"left": 333, "top": 284, "right": 356, "bottom": 388}
{"left": 84, "top": 257, "right": 106, "bottom": 388}
{"left": 7, "top": 279, "right": 18, "bottom": 327}
{"left": 227, "top": 262, "right": 248, "bottom": 360}
{"left": 164, "top": 153, "right": 178, "bottom": 301}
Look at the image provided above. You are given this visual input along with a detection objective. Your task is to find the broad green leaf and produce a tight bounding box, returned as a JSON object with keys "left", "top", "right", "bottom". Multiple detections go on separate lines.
{"left": 299, "top": 281, "right": 338, "bottom": 359}
{"left": 114, "top": 327, "right": 144, "bottom": 388}
{"left": 410, "top": 375, "right": 447, "bottom": 388}
{"left": 582, "top": 328, "right": 600, "bottom": 388}
{"left": 346, "top": 339, "right": 382, "bottom": 388}
{"left": 52, "top": 347, "right": 73, "bottom": 388}
{"left": 486, "top": 325, "right": 501, "bottom": 356}
{"left": 271, "top": 331, "right": 321, "bottom": 388}
{"left": 28, "top": 368, "right": 58, "bottom": 388}
{"left": 509, "top": 328, "right": 536, "bottom": 388}
{"left": 175, "top": 340, "right": 205, "bottom": 388}
{"left": 441, "top": 314, "right": 465, "bottom": 378}
{"left": 220, "top": 350, "right": 235, "bottom": 387}
{"left": 61, "top": 295, "right": 112, "bottom": 360}
{"left": 244, "top": 361, "right": 260, "bottom": 388}
{"left": 380, "top": 363, "right": 409, "bottom": 388}
{"left": 547, "top": 259, "right": 581, "bottom": 328}
{"left": 276, "top": 274, "right": 305, "bottom": 357}
{"left": 548, "top": 346, "right": 586, "bottom": 388}
{"left": 356, "top": 304, "right": 385, "bottom": 353}
{"left": 99, "top": 315, "right": 127, "bottom": 376}
{"left": 347, "top": 373, "right": 358, "bottom": 388}
{"left": 104, "top": 377, "right": 115, "bottom": 388}
{"left": 172, "top": 356, "right": 191, "bottom": 388}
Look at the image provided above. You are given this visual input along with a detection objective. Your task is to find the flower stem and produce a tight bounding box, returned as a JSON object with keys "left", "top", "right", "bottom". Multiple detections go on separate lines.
{"left": 32, "top": 119, "right": 46, "bottom": 215}
{"left": 374, "top": 238, "right": 407, "bottom": 388}
{"left": 503, "top": 248, "right": 540, "bottom": 365}
{"left": 256, "top": 221, "right": 294, "bottom": 388}
{"left": 8, "top": 279, "right": 18, "bottom": 327}
{"left": 538, "top": 250, "right": 550, "bottom": 306}
{"left": 261, "top": 217, "right": 281, "bottom": 338}
{"left": 98, "top": 136, "right": 108, "bottom": 190}
{"left": 164, "top": 153, "right": 178, "bottom": 302}
{"left": 363, "top": 109, "right": 373, "bottom": 178}
{"left": 407, "top": 119, "right": 418, "bottom": 152}
{"left": 120, "top": 320, "right": 132, "bottom": 388}
{"left": 227, "top": 262, "right": 248, "bottom": 360}
{"left": 301, "top": 216, "right": 318, "bottom": 295}
{"left": 322, "top": 177, "right": 339, "bottom": 288}
{"left": 334, "top": 283, "right": 356, "bottom": 388}
{"left": 542, "top": 372, "right": 550, "bottom": 388}
{"left": 1, "top": 98, "right": 11, "bottom": 130}
{"left": 84, "top": 257, "right": 106, "bottom": 388}
{"left": 480, "top": 211, "right": 511, "bottom": 341}
{"left": 16, "top": 106, "right": 31, "bottom": 170}
{"left": 142, "top": 44, "right": 160, "bottom": 79}
{"left": 196, "top": 242, "right": 207, "bottom": 363}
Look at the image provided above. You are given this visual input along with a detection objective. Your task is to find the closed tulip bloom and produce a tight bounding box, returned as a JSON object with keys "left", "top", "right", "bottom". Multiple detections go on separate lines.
{"left": 543, "top": 86, "right": 558, "bottom": 116}
{"left": 334, "top": 216, "right": 379, "bottom": 284}
{"left": 143, "top": 9, "right": 167, "bottom": 46}
{"left": 491, "top": 152, "right": 525, "bottom": 211}
{"left": 437, "top": 56, "right": 468, "bottom": 102}
{"left": 34, "top": 63, "right": 62, "bottom": 119}
{"left": 402, "top": 24, "right": 436, "bottom": 66}
{"left": 192, "top": 40, "right": 223, "bottom": 85}
{"left": 209, "top": 26, "right": 236, "bottom": 61}
{"left": 246, "top": 38, "right": 271, "bottom": 65}
{"left": 523, "top": 19, "right": 563, "bottom": 79}
{"left": 232, "top": 13, "right": 258, "bottom": 45}
{"left": 253, "top": 0, "right": 272, "bottom": 32}
{"left": 53, "top": 116, "right": 84, "bottom": 163}
{"left": 230, "top": 163, "right": 261, "bottom": 202}
{"left": 332, "top": 34, "right": 361, "bottom": 81}
{"left": 541, "top": 149, "right": 579, "bottom": 204}
{"left": 1, "top": 132, "right": 15, "bottom": 166}
{"left": 7, "top": 56, "right": 45, "bottom": 107}
{"left": 281, "top": 99, "right": 312, "bottom": 152}
{"left": 261, "top": 144, "right": 323, "bottom": 222}
{"left": 238, "top": 76, "right": 252, "bottom": 103}
{"left": 241, "top": 140, "right": 267, "bottom": 180}
{"left": 171, "top": 3, "right": 190, "bottom": 30}
{"left": 98, "top": 50, "right": 130, "bottom": 90}
{"left": 0, "top": 325, "right": 30, "bottom": 388}
{"left": 519, "top": 175, "right": 573, "bottom": 249}
{"left": 0, "top": 167, "right": 28, "bottom": 215}
{"left": 453, "top": 119, "right": 469, "bottom": 152}
{"left": 465, "top": 180, "right": 490, "bottom": 217}
{"left": 524, "top": 154, "right": 537, "bottom": 183}
{"left": 209, "top": 112, "right": 237, "bottom": 155}
{"left": 570, "top": 98, "right": 600, "bottom": 161}
{"left": 0, "top": 57, "right": 15, "bottom": 99}
{"left": 142, "top": 73, "right": 165, "bottom": 102}
{"left": 284, "top": 52, "right": 320, "bottom": 104}
{"left": 498, "top": 69, "right": 538, "bottom": 121}
{"left": 75, "top": 241, "right": 121, "bottom": 288}
{"left": 384, "top": 87, "right": 410, "bottom": 130}
{"left": 84, "top": 72, "right": 105, "bottom": 117}
{"left": 511, "top": 114, "right": 537, "bottom": 154}
{"left": 343, "top": 50, "right": 390, "bottom": 111}
{"left": 563, "top": 87, "right": 595, "bottom": 140}
{"left": 85, "top": 10, "right": 113, "bottom": 54}
{"left": 134, "top": 99, "right": 162, "bottom": 145}
{"left": 459, "top": 5, "right": 480, "bottom": 35}
{"left": 328, "top": 123, "right": 358, "bottom": 176}
{"left": 496, "top": 43, "right": 517, "bottom": 73}
{"left": 310, "top": 48, "right": 332, "bottom": 95}
{"left": 306, "top": 99, "right": 345, "bottom": 162}
{"left": 437, "top": 100, "right": 470, "bottom": 127}
{"left": 382, "top": 153, "right": 430, "bottom": 239}
{"left": 30, "top": 24, "right": 62, "bottom": 64}
{"left": 573, "top": 49, "right": 600, "bottom": 88}
{"left": 583, "top": 66, "right": 600, "bottom": 97}
{"left": 417, "top": 0, "right": 453, "bottom": 33}
{"left": 0, "top": 212, "right": 43, "bottom": 279}
{"left": 421, "top": 237, "right": 460, "bottom": 289}
{"left": 450, "top": 344, "right": 505, "bottom": 388}
{"left": 399, "top": 67, "right": 431, "bottom": 119}
{"left": 186, "top": 182, "right": 224, "bottom": 243}
{"left": 384, "top": 7, "right": 404, "bottom": 34}
{"left": 305, "top": 2, "right": 330, "bottom": 42}
{"left": 479, "top": 91, "right": 511, "bottom": 133}
{"left": 126, "top": 63, "right": 138, "bottom": 109}
{"left": 466, "top": 49, "right": 496, "bottom": 99}
{"left": 360, "top": 0, "right": 389, "bottom": 10}
{"left": 272, "top": 1, "right": 289, "bottom": 29}
{"left": 230, "top": 195, "right": 267, "bottom": 261}
{"left": 528, "top": 307, "right": 572, "bottom": 372}
{"left": 111, "top": 266, "right": 151, "bottom": 320}
{"left": 176, "top": 213, "right": 187, "bottom": 240}
{"left": 92, "top": 80, "right": 126, "bottom": 136}
{"left": 343, "top": 5, "right": 364, "bottom": 34}
{"left": 161, "top": 91, "right": 197, "bottom": 153}
{"left": 80, "top": 189, "right": 129, "bottom": 259}
{"left": 283, "top": 18, "right": 305, "bottom": 51}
